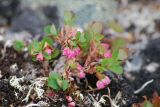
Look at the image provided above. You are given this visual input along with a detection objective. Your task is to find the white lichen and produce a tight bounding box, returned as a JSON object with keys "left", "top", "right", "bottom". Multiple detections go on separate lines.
{"left": 25, "top": 101, "right": 49, "bottom": 107}
{"left": 9, "top": 76, "right": 26, "bottom": 91}
{"left": 88, "top": 88, "right": 121, "bottom": 107}
{"left": 10, "top": 75, "right": 48, "bottom": 103}
{"left": 22, "top": 77, "right": 47, "bottom": 102}
{"left": 88, "top": 94, "right": 106, "bottom": 107}
{"left": 10, "top": 63, "right": 18, "bottom": 72}
{"left": 102, "top": 88, "right": 121, "bottom": 107}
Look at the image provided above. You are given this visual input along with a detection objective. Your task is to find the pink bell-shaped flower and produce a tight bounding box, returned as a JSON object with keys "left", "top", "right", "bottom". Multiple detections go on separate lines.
{"left": 101, "top": 76, "right": 111, "bottom": 86}
{"left": 66, "top": 96, "right": 73, "bottom": 102}
{"left": 45, "top": 47, "right": 52, "bottom": 55}
{"left": 78, "top": 71, "right": 86, "bottom": 79}
{"left": 36, "top": 53, "right": 44, "bottom": 61}
{"left": 68, "top": 102, "right": 75, "bottom": 107}
{"left": 104, "top": 51, "right": 112, "bottom": 58}
{"left": 96, "top": 80, "right": 106, "bottom": 89}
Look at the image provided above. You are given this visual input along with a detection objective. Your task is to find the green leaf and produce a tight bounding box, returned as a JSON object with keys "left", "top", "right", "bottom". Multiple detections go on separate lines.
{"left": 108, "top": 64, "right": 123, "bottom": 74}
{"left": 76, "top": 31, "right": 81, "bottom": 39}
{"left": 31, "top": 57, "right": 37, "bottom": 62}
{"left": 56, "top": 79, "right": 62, "bottom": 87}
{"left": 70, "top": 40, "right": 77, "bottom": 47}
{"left": 76, "top": 32, "right": 89, "bottom": 53}
{"left": 48, "top": 78, "right": 60, "bottom": 90}
{"left": 76, "top": 32, "right": 91, "bottom": 53}
{"left": 33, "top": 40, "right": 41, "bottom": 52}
{"left": 51, "top": 49, "right": 60, "bottom": 59}
{"left": 62, "top": 80, "right": 69, "bottom": 91}
{"left": 28, "top": 44, "right": 32, "bottom": 53}
{"left": 96, "top": 66, "right": 106, "bottom": 73}
{"left": 84, "top": 32, "right": 91, "bottom": 42}
{"left": 112, "top": 49, "right": 119, "bottom": 59}
{"left": 117, "top": 49, "right": 128, "bottom": 60}
{"left": 50, "top": 24, "right": 57, "bottom": 35}
{"left": 102, "top": 58, "right": 120, "bottom": 66}
{"left": 44, "top": 24, "right": 57, "bottom": 36}
{"left": 13, "top": 40, "right": 24, "bottom": 52}
{"left": 44, "top": 25, "right": 51, "bottom": 35}
{"left": 44, "top": 52, "right": 51, "bottom": 60}
{"left": 50, "top": 72, "right": 61, "bottom": 79}
{"left": 48, "top": 73, "right": 61, "bottom": 90}
{"left": 69, "top": 62, "right": 77, "bottom": 69}
{"left": 64, "top": 11, "right": 75, "bottom": 26}
{"left": 80, "top": 44, "right": 89, "bottom": 52}
{"left": 99, "top": 45, "right": 105, "bottom": 55}
{"left": 42, "top": 37, "right": 53, "bottom": 48}
{"left": 79, "top": 35, "right": 86, "bottom": 43}
{"left": 64, "top": 11, "right": 73, "bottom": 21}
{"left": 47, "top": 72, "right": 69, "bottom": 91}
{"left": 101, "top": 59, "right": 109, "bottom": 66}
{"left": 143, "top": 101, "right": 153, "bottom": 107}
{"left": 112, "top": 37, "right": 126, "bottom": 49}
{"left": 108, "top": 20, "right": 124, "bottom": 33}
{"left": 95, "top": 34, "right": 104, "bottom": 41}
{"left": 88, "top": 22, "right": 103, "bottom": 34}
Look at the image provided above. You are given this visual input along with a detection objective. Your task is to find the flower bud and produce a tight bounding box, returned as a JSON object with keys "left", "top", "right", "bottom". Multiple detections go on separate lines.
{"left": 96, "top": 80, "right": 106, "bottom": 89}
{"left": 66, "top": 96, "right": 73, "bottom": 102}
{"left": 68, "top": 102, "right": 75, "bottom": 107}
{"left": 104, "top": 51, "right": 112, "bottom": 58}
{"left": 78, "top": 71, "right": 86, "bottom": 79}
{"left": 36, "top": 53, "right": 44, "bottom": 61}
{"left": 45, "top": 47, "right": 52, "bottom": 55}
{"left": 101, "top": 76, "right": 111, "bottom": 85}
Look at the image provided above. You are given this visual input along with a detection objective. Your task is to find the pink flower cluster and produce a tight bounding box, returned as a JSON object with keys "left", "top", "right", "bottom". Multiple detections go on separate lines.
{"left": 101, "top": 43, "right": 109, "bottom": 50}
{"left": 104, "top": 51, "right": 112, "bottom": 58}
{"left": 96, "top": 76, "right": 111, "bottom": 89}
{"left": 36, "top": 53, "right": 44, "bottom": 61}
{"left": 66, "top": 96, "right": 75, "bottom": 107}
{"left": 77, "top": 64, "right": 86, "bottom": 79}
{"left": 36, "top": 47, "right": 52, "bottom": 61}
{"left": 63, "top": 47, "right": 80, "bottom": 59}
{"left": 45, "top": 47, "right": 52, "bottom": 55}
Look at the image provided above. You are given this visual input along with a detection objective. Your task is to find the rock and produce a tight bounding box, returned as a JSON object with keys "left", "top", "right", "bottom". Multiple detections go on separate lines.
{"left": 155, "top": 19, "right": 160, "bottom": 32}
{"left": 120, "top": 82, "right": 138, "bottom": 107}
{"left": 145, "top": 62, "right": 159, "bottom": 73}
{"left": 11, "top": 9, "right": 49, "bottom": 35}
{"left": 124, "top": 37, "right": 160, "bottom": 99}
{"left": 43, "top": 6, "right": 59, "bottom": 27}
{"left": 0, "top": 17, "right": 7, "bottom": 26}
{"left": 20, "top": 0, "right": 117, "bottom": 27}
{"left": 0, "top": 0, "right": 20, "bottom": 24}
{"left": 56, "top": 0, "right": 117, "bottom": 27}
{"left": 115, "top": 3, "right": 160, "bottom": 34}
{"left": 124, "top": 53, "right": 143, "bottom": 72}
{"left": 51, "top": 56, "right": 67, "bottom": 75}
{"left": 143, "top": 38, "right": 160, "bottom": 63}
{"left": 4, "top": 30, "right": 32, "bottom": 44}
{"left": 10, "top": 1, "right": 59, "bottom": 35}
{"left": 20, "top": 0, "right": 55, "bottom": 9}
